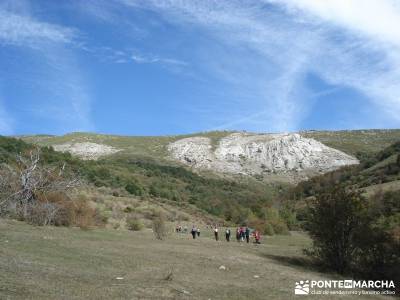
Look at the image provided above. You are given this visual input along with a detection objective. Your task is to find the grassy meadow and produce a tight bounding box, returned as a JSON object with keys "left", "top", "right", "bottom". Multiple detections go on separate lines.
{"left": 0, "top": 219, "right": 393, "bottom": 300}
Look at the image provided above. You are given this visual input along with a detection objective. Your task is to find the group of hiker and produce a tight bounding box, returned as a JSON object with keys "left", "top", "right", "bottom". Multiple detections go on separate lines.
{"left": 176, "top": 224, "right": 261, "bottom": 244}
{"left": 224, "top": 226, "right": 261, "bottom": 244}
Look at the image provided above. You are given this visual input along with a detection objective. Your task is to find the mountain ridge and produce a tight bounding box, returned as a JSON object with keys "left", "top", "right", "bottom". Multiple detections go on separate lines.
{"left": 19, "top": 129, "right": 400, "bottom": 183}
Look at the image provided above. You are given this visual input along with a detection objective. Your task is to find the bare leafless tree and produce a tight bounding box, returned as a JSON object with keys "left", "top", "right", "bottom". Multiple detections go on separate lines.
{"left": 0, "top": 148, "right": 80, "bottom": 224}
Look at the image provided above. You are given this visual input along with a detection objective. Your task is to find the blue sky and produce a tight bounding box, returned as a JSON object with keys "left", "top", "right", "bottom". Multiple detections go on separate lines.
{"left": 1, "top": 0, "right": 400, "bottom": 136}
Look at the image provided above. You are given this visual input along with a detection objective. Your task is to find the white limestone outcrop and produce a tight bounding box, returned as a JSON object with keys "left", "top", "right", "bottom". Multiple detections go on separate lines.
{"left": 168, "top": 132, "right": 359, "bottom": 178}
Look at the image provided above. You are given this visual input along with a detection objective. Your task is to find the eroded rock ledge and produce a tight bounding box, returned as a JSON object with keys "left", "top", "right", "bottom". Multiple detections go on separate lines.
{"left": 168, "top": 133, "right": 359, "bottom": 179}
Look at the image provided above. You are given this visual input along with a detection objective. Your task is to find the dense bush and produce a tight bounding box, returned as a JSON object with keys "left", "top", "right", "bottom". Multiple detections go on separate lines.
{"left": 246, "top": 206, "right": 289, "bottom": 235}
{"left": 263, "top": 222, "right": 275, "bottom": 236}
{"left": 126, "top": 214, "right": 144, "bottom": 231}
{"left": 306, "top": 185, "right": 399, "bottom": 283}
{"left": 16, "top": 192, "right": 98, "bottom": 229}
{"left": 306, "top": 186, "right": 366, "bottom": 274}
{"left": 152, "top": 210, "right": 167, "bottom": 240}
{"left": 125, "top": 182, "right": 143, "bottom": 196}
{"left": 354, "top": 190, "right": 400, "bottom": 283}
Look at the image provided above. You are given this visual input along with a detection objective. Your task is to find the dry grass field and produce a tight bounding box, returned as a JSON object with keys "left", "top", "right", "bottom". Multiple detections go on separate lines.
{"left": 0, "top": 220, "right": 393, "bottom": 300}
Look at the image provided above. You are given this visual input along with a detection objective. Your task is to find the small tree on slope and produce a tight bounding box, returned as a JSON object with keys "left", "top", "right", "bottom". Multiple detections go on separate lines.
{"left": 305, "top": 185, "right": 367, "bottom": 274}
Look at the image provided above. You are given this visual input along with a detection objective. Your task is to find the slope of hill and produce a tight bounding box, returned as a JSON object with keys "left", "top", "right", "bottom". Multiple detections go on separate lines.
{"left": 19, "top": 131, "right": 235, "bottom": 161}
{"left": 19, "top": 129, "right": 400, "bottom": 184}
{"left": 294, "top": 140, "right": 400, "bottom": 198}
{"left": 303, "top": 129, "right": 400, "bottom": 159}
{"left": 0, "top": 136, "right": 282, "bottom": 226}
{"left": 20, "top": 129, "right": 400, "bottom": 161}
{"left": 13, "top": 130, "right": 400, "bottom": 226}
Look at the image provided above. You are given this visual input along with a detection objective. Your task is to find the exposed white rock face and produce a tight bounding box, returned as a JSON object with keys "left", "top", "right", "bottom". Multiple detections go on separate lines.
{"left": 168, "top": 133, "right": 359, "bottom": 179}
{"left": 53, "top": 142, "right": 120, "bottom": 160}
{"left": 167, "top": 137, "right": 213, "bottom": 169}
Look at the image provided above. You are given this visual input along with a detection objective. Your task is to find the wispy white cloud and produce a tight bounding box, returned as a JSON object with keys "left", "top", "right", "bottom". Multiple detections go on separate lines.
{"left": 118, "top": 0, "right": 318, "bottom": 131}
{"left": 0, "top": 3, "right": 94, "bottom": 133}
{"left": 130, "top": 51, "right": 187, "bottom": 66}
{"left": 269, "top": 0, "right": 400, "bottom": 47}
{"left": 36, "top": 46, "right": 95, "bottom": 132}
{"left": 0, "top": 9, "right": 75, "bottom": 47}
{"left": 268, "top": 0, "right": 400, "bottom": 122}
{"left": 78, "top": 43, "right": 188, "bottom": 69}
{"left": 118, "top": 0, "right": 400, "bottom": 131}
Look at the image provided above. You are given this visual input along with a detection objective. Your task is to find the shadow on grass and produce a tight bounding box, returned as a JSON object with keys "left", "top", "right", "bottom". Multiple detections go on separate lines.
{"left": 260, "top": 253, "right": 328, "bottom": 274}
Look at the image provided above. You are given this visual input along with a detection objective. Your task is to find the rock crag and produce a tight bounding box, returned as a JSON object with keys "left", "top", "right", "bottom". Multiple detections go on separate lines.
{"left": 168, "top": 132, "right": 359, "bottom": 180}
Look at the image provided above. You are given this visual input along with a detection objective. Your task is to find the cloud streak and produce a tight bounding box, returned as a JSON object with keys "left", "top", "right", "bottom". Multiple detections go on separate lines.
{"left": 131, "top": 51, "right": 187, "bottom": 66}
{"left": 119, "top": 0, "right": 400, "bottom": 131}
{"left": 269, "top": 0, "right": 400, "bottom": 121}
{"left": 0, "top": 3, "right": 94, "bottom": 133}
{"left": 269, "top": 0, "right": 400, "bottom": 47}
{"left": 117, "top": 0, "right": 319, "bottom": 131}
{"left": 0, "top": 9, "right": 75, "bottom": 47}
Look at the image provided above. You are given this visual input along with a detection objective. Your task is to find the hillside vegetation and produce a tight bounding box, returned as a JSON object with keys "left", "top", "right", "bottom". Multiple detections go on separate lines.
{"left": 290, "top": 141, "right": 400, "bottom": 285}
{"left": 21, "top": 129, "right": 400, "bottom": 162}
{"left": 303, "top": 129, "right": 400, "bottom": 160}
{"left": 293, "top": 140, "right": 400, "bottom": 198}
{"left": 0, "top": 136, "right": 287, "bottom": 232}
{"left": 14, "top": 129, "right": 400, "bottom": 233}
{"left": 20, "top": 131, "right": 236, "bottom": 160}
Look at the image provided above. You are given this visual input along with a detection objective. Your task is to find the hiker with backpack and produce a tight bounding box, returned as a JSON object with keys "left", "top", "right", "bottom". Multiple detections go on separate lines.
{"left": 191, "top": 226, "right": 197, "bottom": 239}
{"left": 225, "top": 228, "right": 231, "bottom": 242}
{"left": 245, "top": 226, "right": 250, "bottom": 243}
{"left": 197, "top": 227, "right": 201, "bottom": 237}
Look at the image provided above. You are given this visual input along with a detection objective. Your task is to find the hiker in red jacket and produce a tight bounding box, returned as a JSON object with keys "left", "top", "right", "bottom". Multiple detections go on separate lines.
{"left": 254, "top": 230, "right": 261, "bottom": 244}
{"left": 239, "top": 227, "right": 245, "bottom": 242}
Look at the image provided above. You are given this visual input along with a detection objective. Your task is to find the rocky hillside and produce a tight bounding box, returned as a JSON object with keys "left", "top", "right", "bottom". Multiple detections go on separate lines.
{"left": 53, "top": 142, "right": 120, "bottom": 160}
{"left": 168, "top": 133, "right": 359, "bottom": 181}
{"left": 19, "top": 129, "right": 400, "bottom": 182}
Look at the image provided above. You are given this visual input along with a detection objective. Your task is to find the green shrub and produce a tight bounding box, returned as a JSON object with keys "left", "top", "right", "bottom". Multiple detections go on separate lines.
{"left": 353, "top": 191, "right": 400, "bottom": 283}
{"left": 306, "top": 186, "right": 367, "bottom": 274}
{"left": 126, "top": 215, "right": 143, "bottom": 231}
{"left": 123, "top": 206, "right": 134, "bottom": 213}
{"left": 152, "top": 210, "right": 167, "bottom": 240}
{"left": 125, "top": 182, "right": 142, "bottom": 196}
{"left": 271, "top": 219, "right": 290, "bottom": 235}
{"left": 279, "top": 203, "right": 298, "bottom": 230}
{"left": 263, "top": 222, "right": 275, "bottom": 236}
{"left": 95, "top": 209, "right": 109, "bottom": 226}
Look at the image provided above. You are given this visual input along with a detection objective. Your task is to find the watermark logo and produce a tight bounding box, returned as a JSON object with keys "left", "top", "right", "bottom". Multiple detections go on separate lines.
{"left": 295, "top": 280, "right": 310, "bottom": 295}
{"left": 294, "top": 279, "right": 395, "bottom": 296}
